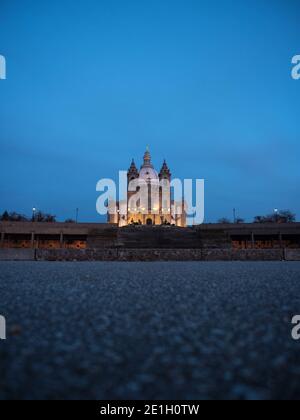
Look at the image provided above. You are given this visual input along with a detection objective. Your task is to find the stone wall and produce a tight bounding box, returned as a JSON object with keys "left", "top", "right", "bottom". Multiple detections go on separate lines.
{"left": 285, "top": 249, "right": 300, "bottom": 261}
{"left": 34, "top": 248, "right": 285, "bottom": 262}
{"left": 1, "top": 247, "right": 296, "bottom": 262}
{"left": 0, "top": 249, "right": 36, "bottom": 261}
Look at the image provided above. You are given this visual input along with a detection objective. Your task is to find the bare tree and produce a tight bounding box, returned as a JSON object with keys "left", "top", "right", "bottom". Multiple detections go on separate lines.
{"left": 218, "top": 218, "right": 231, "bottom": 224}
{"left": 254, "top": 210, "right": 296, "bottom": 224}
{"left": 34, "top": 211, "right": 56, "bottom": 223}
{"left": 0, "top": 211, "right": 9, "bottom": 221}
{"left": 235, "top": 218, "right": 245, "bottom": 224}
{"left": 278, "top": 210, "right": 296, "bottom": 223}
{"left": 1, "top": 211, "right": 29, "bottom": 222}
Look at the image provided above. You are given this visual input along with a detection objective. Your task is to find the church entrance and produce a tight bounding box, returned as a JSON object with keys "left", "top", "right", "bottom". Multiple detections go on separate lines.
{"left": 146, "top": 218, "right": 153, "bottom": 226}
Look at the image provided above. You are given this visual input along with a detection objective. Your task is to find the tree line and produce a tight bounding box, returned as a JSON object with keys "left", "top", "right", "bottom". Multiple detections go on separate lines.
{"left": 218, "top": 210, "right": 296, "bottom": 224}
{"left": 0, "top": 209, "right": 297, "bottom": 224}
{"left": 0, "top": 210, "right": 63, "bottom": 223}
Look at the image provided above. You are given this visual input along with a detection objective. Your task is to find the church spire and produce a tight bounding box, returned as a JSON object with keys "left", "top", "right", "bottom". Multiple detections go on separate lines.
{"left": 159, "top": 159, "right": 171, "bottom": 180}
{"left": 127, "top": 158, "right": 139, "bottom": 181}
{"left": 142, "top": 147, "right": 154, "bottom": 169}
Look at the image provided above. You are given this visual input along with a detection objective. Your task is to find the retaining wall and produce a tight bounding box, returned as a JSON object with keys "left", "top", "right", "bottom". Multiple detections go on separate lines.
{"left": 0, "top": 249, "right": 36, "bottom": 261}
{"left": 285, "top": 249, "right": 300, "bottom": 261}
{"left": 1, "top": 248, "right": 296, "bottom": 262}
{"left": 34, "top": 248, "right": 285, "bottom": 262}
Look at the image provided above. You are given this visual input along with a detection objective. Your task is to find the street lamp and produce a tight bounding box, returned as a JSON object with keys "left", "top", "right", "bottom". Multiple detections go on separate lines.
{"left": 32, "top": 207, "right": 36, "bottom": 222}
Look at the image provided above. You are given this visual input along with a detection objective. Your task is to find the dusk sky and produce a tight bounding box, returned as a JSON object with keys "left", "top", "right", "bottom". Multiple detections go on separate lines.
{"left": 0, "top": 0, "right": 299, "bottom": 222}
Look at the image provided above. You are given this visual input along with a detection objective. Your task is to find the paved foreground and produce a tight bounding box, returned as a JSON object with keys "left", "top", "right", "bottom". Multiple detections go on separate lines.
{"left": 0, "top": 261, "right": 300, "bottom": 400}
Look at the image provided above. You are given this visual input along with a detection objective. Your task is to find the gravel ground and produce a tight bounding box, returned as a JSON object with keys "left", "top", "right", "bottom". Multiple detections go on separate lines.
{"left": 0, "top": 261, "right": 300, "bottom": 400}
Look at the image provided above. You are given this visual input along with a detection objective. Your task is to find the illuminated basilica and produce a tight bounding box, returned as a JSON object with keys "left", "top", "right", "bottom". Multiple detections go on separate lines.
{"left": 108, "top": 149, "right": 187, "bottom": 227}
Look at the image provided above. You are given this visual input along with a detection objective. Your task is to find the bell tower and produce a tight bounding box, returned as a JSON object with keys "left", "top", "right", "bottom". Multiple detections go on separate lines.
{"left": 127, "top": 159, "right": 140, "bottom": 225}
{"left": 159, "top": 160, "right": 172, "bottom": 224}
{"left": 159, "top": 159, "right": 171, "bottom": 182}
{"left": 127, "top": 159, "right": 139, "bottom": 183}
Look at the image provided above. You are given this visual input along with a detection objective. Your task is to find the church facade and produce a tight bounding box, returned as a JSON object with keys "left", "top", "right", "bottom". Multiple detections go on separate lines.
{"left": 108, "top": 149, "right": 187, "bottom": 227}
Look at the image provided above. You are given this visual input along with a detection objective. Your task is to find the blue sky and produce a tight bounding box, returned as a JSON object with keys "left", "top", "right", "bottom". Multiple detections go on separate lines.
{"left": 0, "top": 0, "right": 299, "bottom": 222}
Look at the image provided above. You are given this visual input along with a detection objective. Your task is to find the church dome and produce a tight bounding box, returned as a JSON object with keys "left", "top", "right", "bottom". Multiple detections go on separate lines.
{"left": 139, "top": 166, "right": 159, "bottom": 182}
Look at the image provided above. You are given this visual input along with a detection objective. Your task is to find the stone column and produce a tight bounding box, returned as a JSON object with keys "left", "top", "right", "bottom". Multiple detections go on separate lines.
{"left": 279, "top": 232, "right": 283, "bottom": 248}
{"left": 31, "top": 232, "right": 35, "bottom": 248}
{"left": 251, "top": 232, "right": 255, "bottom": 249}
{"left": 60, "top": 232, "right": 64, "bottom": 249}
{"left": 0, "top": 232, "right": 5, "bottom": 248}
